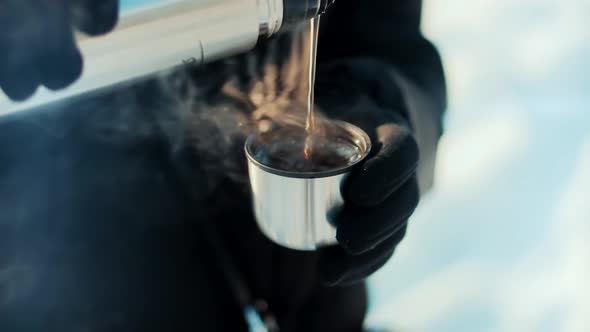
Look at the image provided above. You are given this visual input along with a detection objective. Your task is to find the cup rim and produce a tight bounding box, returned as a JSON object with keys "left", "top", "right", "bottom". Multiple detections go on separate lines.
{"left": 244, "top": 120, "right": 372, "bottom": 179}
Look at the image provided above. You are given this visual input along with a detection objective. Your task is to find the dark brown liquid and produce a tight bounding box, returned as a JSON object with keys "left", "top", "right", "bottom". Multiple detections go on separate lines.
{"left": 304, "top": 17, "right": 321, "bottom": 161}
{"left": 250, "top": 125, "right": 362, "bottom": 173}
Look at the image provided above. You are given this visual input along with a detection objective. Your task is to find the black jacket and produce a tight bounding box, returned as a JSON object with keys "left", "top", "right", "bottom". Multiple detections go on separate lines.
{"left": 0, "top": 1, "right": 445, "bottom": 331}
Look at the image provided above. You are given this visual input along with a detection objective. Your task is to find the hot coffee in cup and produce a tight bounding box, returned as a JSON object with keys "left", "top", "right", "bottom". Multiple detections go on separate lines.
{"left": 245, "top": 120, "right": 371, "bottom": 250}
{"left": 249, "top": 123, "right": 365, "bottom": 173}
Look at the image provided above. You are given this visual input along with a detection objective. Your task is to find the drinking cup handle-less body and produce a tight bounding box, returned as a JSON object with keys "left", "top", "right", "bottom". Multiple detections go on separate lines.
{"left": 245, "top": 121, "right": 371, "bottom": 251}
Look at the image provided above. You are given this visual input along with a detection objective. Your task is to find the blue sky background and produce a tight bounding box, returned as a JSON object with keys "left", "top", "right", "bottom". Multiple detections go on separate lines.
{"left": 120, "top": 0, "right": 164, "bottom": 12}
{"left": 367, "top": 1, "right": 590, "bottom": 331}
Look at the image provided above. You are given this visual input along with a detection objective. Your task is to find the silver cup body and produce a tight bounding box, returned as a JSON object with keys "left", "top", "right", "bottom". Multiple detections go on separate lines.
{"left": 245, "top": 121, "right": 371, "bottom": 251}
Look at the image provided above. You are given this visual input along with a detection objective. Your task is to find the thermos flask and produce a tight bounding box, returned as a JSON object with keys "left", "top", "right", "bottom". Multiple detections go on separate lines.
{"left": 0, "top": 0, "right": 334, "bottom": 114}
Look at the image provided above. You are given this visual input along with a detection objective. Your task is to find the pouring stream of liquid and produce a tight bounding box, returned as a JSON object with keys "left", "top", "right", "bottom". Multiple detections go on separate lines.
{"left": 304, "top": 17, "right": 320, "bottom": 161}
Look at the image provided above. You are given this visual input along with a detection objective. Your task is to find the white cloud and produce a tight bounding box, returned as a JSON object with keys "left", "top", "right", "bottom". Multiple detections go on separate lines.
{"left": 423, "top": 0, "right": 590, "bottom": 110}
{"left": 367, "top": 260, "right": 494, "bottom": 331}
{"left": 434, "top": 107, "right": 530, "bottom": 193}
{"left": 491, "top": 135, "right": 590, "bottom": 332}
{"left": 510, "top": 4, "right": 589, "bottom": 80}
{"left": 367, "top": 1, "right": 590, "bottom": 331}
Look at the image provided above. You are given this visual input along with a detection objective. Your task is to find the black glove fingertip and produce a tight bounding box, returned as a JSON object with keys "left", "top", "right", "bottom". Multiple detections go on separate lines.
{"left": 343, "top": 125, "right": 420, "bottom": 207}
{"left": 1, "top": 84, "right": 38, "bottom": 101}
{"left": 331, "top": 209, "right": 365, "bottom": 255}
{"left": 320, "top": 241, "right": 398, "bottom": 286}
{"left": 41, "top": 47, "right": 83, "bottom": 90}
{"left": 0, "top": 71, "right": 40, "bottom": 101}
{"left": 318, "top": 246, "right": 348, "bottom": 286}
{"left": 71, "top": 0, "right": 119, "bottom": 36}
{"left": 337, "top": 223, "right": 395, "bottom": 256}
{"left": 321, "top": 274, "right": 344, "bottom": 287}
{"left": 344, "top": 167, "right": 387, "bottom": 207}
{"left": 335, "top": 222, "right": 371, "bottom": 255}
{"left": 339, "top": 239, "right": 375, "bottom": 256}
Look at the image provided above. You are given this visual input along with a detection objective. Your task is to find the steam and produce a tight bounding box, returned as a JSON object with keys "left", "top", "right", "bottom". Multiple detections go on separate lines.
{"left": 166, "top": 22, "right": 328, "bottom": 179}
{"left": 94, "top": 21, "right": 328, "bottom": 190}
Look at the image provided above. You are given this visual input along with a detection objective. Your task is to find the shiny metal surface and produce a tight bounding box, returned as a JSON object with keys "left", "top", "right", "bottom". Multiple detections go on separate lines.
{"left": 258, "top": 0, "right": 284, "bottom": 37}
{"left": 0, "top": 0, "right": 283, "bottom": 114}
{"left": 245, "top": 122, "right": 371, "bottom": 251}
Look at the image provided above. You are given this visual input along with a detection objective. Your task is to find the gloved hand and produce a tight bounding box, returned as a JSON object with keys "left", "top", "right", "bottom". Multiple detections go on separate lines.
{"left": 0, "top": 0, "right": 119, "bottom": 100}
{"left": 315, "top": 59, "right": 421, "bottom": 286}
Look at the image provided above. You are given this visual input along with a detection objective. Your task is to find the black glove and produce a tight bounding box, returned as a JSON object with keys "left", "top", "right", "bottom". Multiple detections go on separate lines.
{"left": 0, "top": 0, "right": 119, "bottom": 100}
{"left": 315, "top": 59, "right": 421, "bottom": 286}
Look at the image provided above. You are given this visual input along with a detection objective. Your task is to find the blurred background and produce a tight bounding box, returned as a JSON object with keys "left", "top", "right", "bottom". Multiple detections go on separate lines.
{"left": 367, "top": 0, "right": 590, "bottom": 331}
{"left": 2, "top": 0, "right": 586, "bottom": 330}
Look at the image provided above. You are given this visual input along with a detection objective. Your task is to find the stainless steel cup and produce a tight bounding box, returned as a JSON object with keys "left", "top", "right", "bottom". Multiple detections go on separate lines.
{"left": 245, "top": 121, "right": 371, "bottom": 251}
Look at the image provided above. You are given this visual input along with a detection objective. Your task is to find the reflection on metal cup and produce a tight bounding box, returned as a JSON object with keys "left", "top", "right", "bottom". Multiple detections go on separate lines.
{"left": 245, "top": 121, "right": 371, "bottom": 251}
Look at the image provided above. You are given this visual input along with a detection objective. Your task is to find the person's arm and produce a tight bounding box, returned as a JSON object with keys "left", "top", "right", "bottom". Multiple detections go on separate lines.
{"left": 314, "top": 0, "right": 446, "bottom": 285}
{"left": 318, "top": 0, "right": 446, "bottom": 192}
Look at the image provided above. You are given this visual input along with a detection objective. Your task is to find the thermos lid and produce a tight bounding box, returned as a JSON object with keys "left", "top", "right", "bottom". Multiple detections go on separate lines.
{"left": 282, "top": 0, "right": 335, "bottom": 28}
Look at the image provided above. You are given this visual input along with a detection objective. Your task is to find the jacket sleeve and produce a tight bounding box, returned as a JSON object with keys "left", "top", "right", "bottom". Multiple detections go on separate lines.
{"left": 317, "top": 0, "right": 447, "bottom": 193}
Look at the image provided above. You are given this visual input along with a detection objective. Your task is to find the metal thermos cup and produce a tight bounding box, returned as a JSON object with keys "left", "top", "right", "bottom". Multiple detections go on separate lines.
{"left": 245, "top": 121, "right": 371, "bottom": 251}
{"left": 1, "top": 0, "right": 334, "bottom": 114}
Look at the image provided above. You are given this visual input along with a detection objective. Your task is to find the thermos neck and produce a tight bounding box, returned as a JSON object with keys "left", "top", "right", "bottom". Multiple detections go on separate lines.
{"left": 260, "top": 0, "right": 334, "bottom": 35}
{"left": 283, "top": 0, "right": 321, "bottom": 24}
